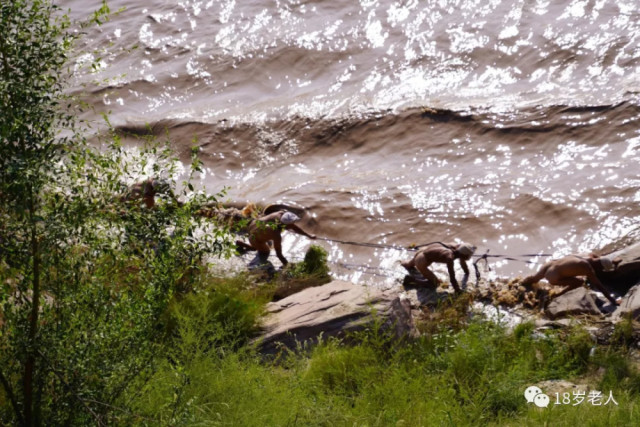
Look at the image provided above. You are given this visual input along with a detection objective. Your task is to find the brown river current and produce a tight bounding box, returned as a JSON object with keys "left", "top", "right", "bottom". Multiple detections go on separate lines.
{"left": 63, "top": 0, "right": 640, "bottom": 285}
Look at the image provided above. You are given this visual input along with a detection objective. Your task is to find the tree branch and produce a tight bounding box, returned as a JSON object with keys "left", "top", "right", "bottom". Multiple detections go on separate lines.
{"left": 0, "top": 367, "right": 26, "bottom": 426}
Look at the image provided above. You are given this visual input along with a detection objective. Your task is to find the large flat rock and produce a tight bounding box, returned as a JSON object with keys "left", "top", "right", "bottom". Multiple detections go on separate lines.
{"left": 599, "top": 242, "right": 640, "bottom": 294}
{"left": 257, "top": 280, "right": 414, "bottom": 354}
{"left": 545, "top": 287, "right": 603, "bottom": 319}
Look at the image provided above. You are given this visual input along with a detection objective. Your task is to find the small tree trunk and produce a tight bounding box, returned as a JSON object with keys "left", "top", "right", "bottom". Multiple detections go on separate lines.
{"left": 24, "top": 196, "right": 41, "bottom": 426}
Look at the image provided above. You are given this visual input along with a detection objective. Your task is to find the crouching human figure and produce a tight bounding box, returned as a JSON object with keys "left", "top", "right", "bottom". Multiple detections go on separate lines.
{"left": 400, "top": 242, "right": 476, "bottom": 293}
{"left": 520, "top": 254, "right": 622, "bottom": 305}
{"left": 120, "top": 178, "right": 179, "bottom": 209}
{"left": 235, "top": 210, "right": 316, "bottom": 266}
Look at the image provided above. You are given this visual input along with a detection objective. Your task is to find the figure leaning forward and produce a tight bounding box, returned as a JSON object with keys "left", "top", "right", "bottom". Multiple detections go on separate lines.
{"left": 520, "top": 254, "right": 621, "bottom": 306}
{"left": 120, "top": 178, "right": 179, "bottom": 209}
{"left": 400, "top": 242, "right": 476, "bottom": 293}
{"left": 235, "top": 210, "right": 316, "bottom": 267}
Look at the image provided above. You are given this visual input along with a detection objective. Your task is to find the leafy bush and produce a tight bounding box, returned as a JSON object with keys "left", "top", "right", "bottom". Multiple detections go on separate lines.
{"left": 0, "top": 2, "right": 231, "bottom": 424}
{"left": 298, "top": 244, "right": 331, "bottom": 278}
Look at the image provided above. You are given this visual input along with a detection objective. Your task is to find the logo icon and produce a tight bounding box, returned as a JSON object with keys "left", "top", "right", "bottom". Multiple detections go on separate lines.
{"left": 524, "top": 385, "right": 549, "bottom": 408}
{"left": 534, "top": 393, "right": 550, "bottom": 408}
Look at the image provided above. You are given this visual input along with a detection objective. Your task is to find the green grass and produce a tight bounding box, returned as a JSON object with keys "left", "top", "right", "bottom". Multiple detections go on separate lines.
{"left": 119, "top": 278, "right": 640, "bottom": 426}
{"left": 6, "top": 241, "right": 638, "bottom": 425}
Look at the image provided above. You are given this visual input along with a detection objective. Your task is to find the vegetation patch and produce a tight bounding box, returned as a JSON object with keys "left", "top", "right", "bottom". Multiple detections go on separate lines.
{"left": 272, "top": 245, "right": 332, "bottom": 301}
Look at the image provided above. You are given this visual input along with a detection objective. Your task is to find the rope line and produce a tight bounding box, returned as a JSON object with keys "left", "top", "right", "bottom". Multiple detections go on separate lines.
{"left": 315, "top": 236, "right": 552, "bottom": 262}
{"left": 235, "top": 235, "right": 556, "bottom": 285}
{"left": 315, "top": 236, "right": 408, "bottom": 252}
{"left": 316, "top": 237, "right": 458, "bottom": 253}
{"left": 476, "top": 252, "right": 553, "bottom": 260}
{"left": 239, "top": 252, "right": 400, "bottom": 279}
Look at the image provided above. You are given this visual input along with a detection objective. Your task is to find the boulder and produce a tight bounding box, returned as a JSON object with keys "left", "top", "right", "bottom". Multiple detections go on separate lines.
{"left": 599, "top": 242, "right": 640, "bottom": 295}
{"left": 611, "top": 283, "right": 640, "bottom": 322}
{"left": 256, "top": 280, "right": 415, "bottom": 354}
{"left": 545, "top": 287, "right": 602, "bottom": 319}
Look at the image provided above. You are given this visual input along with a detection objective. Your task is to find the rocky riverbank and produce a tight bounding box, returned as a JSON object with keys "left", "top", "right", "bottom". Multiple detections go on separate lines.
{"left": 255, "top": 242, "right": 640, "bottom": 355}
